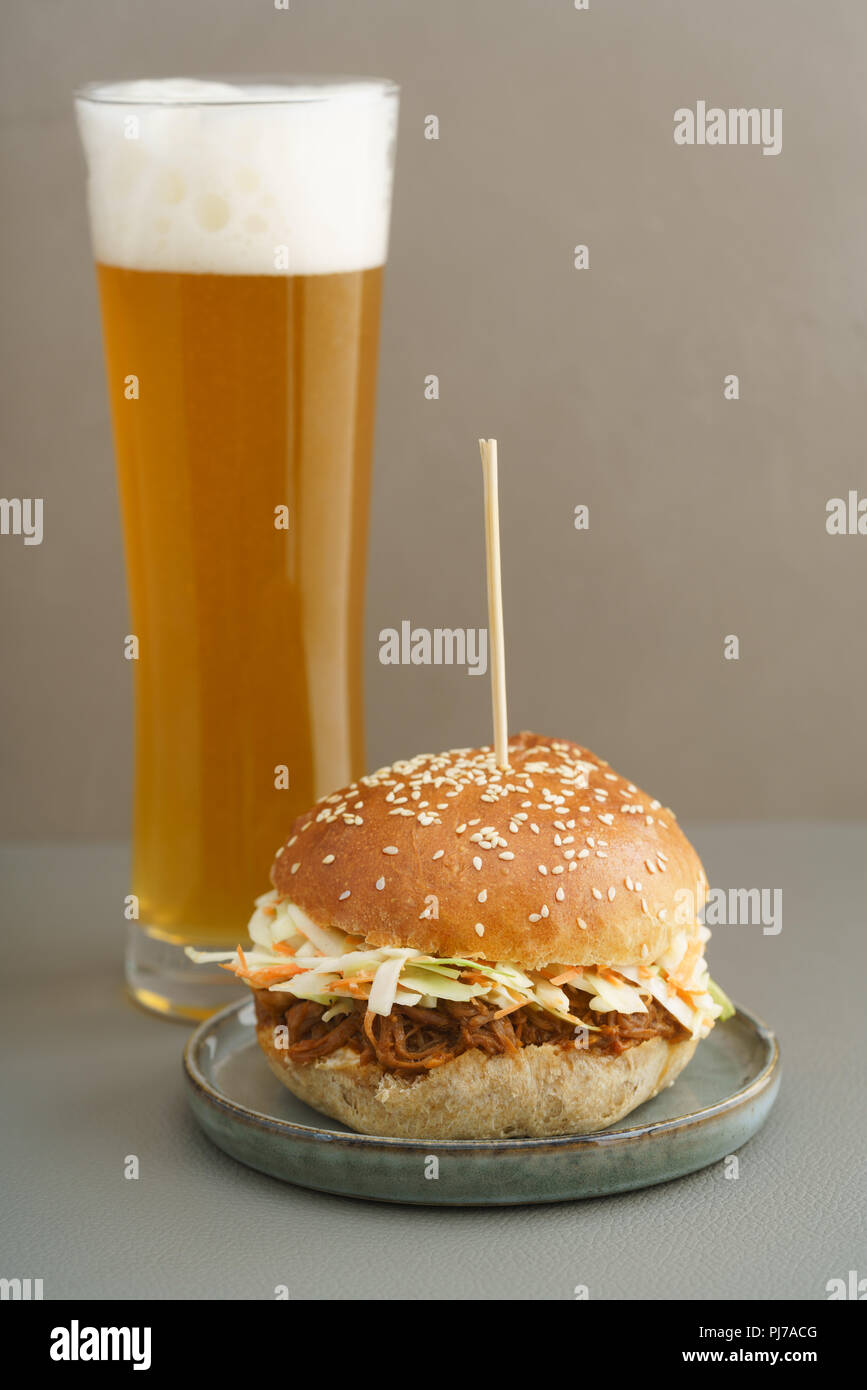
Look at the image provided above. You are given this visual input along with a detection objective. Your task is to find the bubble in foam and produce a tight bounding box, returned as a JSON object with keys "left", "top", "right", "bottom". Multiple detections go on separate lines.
{"left": 76, "top": 78, "right": 399, "bottom": 276}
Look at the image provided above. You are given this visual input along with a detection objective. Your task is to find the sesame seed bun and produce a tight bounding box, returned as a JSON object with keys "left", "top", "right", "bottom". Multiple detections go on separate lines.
{"left": 270, "top": 732, "right": 708, "bottom": 969}
{"left": 256, "top": 1020, "right": 698, "bottom": 1139}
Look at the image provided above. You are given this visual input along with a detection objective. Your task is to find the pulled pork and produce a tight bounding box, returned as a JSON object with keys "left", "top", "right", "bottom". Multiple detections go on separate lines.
{"left": 254, "top": 985, "right": 688, "bottom": 1080}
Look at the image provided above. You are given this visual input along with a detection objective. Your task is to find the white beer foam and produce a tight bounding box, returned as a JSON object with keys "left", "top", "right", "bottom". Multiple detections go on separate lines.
{"left": 76, "top": 78, "right": 398, "bottom": 275}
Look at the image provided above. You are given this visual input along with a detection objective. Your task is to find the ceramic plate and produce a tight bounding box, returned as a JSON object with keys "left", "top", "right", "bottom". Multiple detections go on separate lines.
{"left": 183, "top": 999, "right": 779, "bottom": 1205}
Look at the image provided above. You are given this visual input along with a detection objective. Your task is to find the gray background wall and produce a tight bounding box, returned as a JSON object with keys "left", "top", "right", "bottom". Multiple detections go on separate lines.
{"left": 1, "top": 0, "right": 864, "bottom": 836}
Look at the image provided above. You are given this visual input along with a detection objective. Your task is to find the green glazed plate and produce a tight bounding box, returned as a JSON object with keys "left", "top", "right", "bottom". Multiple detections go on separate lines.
{"left": 183, "top": 998, "right": 779, "bottom": 1206}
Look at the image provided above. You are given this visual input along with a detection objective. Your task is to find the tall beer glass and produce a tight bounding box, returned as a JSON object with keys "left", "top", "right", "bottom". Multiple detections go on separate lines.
{"left": 76, "top": 78, "right": 399, "bottom": 1018}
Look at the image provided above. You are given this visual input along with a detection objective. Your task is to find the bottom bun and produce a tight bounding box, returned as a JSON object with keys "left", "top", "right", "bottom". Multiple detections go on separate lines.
{"left": 256, "top": 1024, "right": 698, "bottom": 1140}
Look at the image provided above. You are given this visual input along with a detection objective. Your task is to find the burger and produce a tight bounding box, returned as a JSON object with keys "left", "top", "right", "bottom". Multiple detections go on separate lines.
{"left": 191, "top": 733, "right": 733, "bottom": 1140}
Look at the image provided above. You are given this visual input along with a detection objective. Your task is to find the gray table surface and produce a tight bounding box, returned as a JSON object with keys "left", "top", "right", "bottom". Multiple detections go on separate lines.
{"left": 1, "top": 825, "right": 864, "bottom": 1301}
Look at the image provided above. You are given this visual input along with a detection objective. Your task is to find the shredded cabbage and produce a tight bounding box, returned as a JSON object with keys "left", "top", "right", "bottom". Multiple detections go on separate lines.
{"left": 708, "top": 976, "right": 736, "bottom": 1021}
{"left": 186, "top": 894, "right": 729, "bottom": 1039}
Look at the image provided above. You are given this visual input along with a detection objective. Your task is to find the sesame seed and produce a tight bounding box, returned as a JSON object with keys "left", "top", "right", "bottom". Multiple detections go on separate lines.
{"left": 646, "top": 859, "right": 657, "bottom": 874}
{"left": 477, "top": 889, "right": 487, "bottom": 903}
{"left": 592, "top": 887, "right": 603, "bottom": 900}
{"left": 541, "top": 905, "right": 549, "bottom": 918}
{"left": 376, "top": 876, "right": 386, "bottom": 891}
{"left": 456, "top": 823, "right": 466, "bottom": 834}
{"left": 607, "top": 886, "right": 616, "bottom": 901}
{"left": 499, "top": 851, "right": 514, "bottom": 860}
{"left": 641, "top": 943, "right": 649, "bottom": 958}
{"left": 568, "top": 861, "right": 578, "bottom": 871}
{"left": 473, "top": 856, "right": 482, "bottom": 870}
{"left": 538, "top": 865, "right": 548, "bottom": 876}
{"left": 530, "top": 824, "right": 540, "bottom": 835}
{"left": 659, "top": 908, "right": 668, "bottom": 921}
{"left": 339, "top": 890, "right": 351, "bottom": 901}
{"left": 291, "top": 862, "right": 300, "bottom": 875}
{"left": 275, "top": 846, "right": 284, "bottom": 857}
{"left": 475, "top": 923, "right": 485, "bottom": 937}
{"left": 322, "top": 854, "right": 335, "bottom": 865}
{"left": 432, "top": 849, "right": 444, "bottom": 860}
{"left": 529, "top": 913, "right": 541, "bottom": 923}
{"left": 577, "top": 917, "right": 588, "bottom": 930}
{"left": 625, "top": 876, "right": 634, "bottom": 891}
{"left": 555, "top": 887, "right": 565, "bottom": 902}
{"left": 641, "top": 898, "right": 649, "bottom": 914}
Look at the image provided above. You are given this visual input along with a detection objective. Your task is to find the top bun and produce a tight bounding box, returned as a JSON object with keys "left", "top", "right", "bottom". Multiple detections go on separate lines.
{"left": 270, "top": 733, "right": 708, "bottom": 970}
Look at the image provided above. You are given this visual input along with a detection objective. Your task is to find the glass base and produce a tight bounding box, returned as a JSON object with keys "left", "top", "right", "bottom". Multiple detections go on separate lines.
{"left": 125, "top": 924, "right": 244, "bottom": 1022}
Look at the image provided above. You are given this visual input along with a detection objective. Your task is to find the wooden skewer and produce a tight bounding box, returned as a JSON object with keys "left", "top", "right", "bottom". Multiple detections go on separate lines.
{"left": 479, "top": 438, "right": 509, "bottom": 770}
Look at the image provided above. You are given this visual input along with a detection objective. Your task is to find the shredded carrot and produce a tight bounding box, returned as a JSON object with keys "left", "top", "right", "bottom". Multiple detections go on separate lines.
{"left": 549, "top": 968, "right": 582, "bottom": 987}
{"left": 669, "top": 981, "right": 700, "bottom": 1007}
{"left": 459, "top": 971, "right": 495, "bottom": 987}
{"left": 669, "top": 939, "right": 701, "bottom": 987}
{"left": 327, "top": 978, "right": 373, "bottom": 998}
{"left": 220, "top": 960, "right": 305, "bottom": 987}
{"left": 272, "top": 940, "right": 296, "bottom": 956}
{"left": 491, "top": 999, "right": 525, "bottom": 1020}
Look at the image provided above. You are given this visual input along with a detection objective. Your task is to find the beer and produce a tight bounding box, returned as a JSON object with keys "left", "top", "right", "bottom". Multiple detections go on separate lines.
{"left": 76, "top": 79, "right": 398, "bottom": 1015}
{"left": 97, "top": 261, "right": 383, "bottom": 942}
